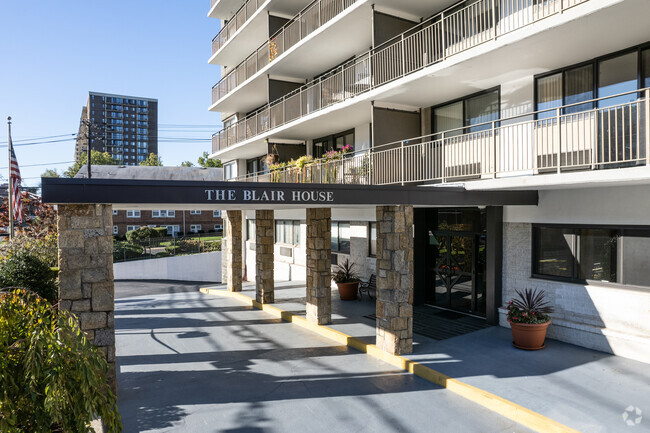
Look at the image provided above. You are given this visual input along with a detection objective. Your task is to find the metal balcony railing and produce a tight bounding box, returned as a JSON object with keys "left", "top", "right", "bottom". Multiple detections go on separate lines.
{"left": 211, "top": 0, "right": 358, "bottom": 105}
{"left": 229, "top": 89, "right": 650, "bottom": 186}
{"left": 211, "top": 0, "right": 591, "bottom": 154}
{"left": 211, "top": 0, "right": 266, "bottom": 56}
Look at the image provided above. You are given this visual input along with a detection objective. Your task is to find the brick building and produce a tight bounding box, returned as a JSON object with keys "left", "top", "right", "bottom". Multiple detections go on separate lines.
{"left": 113, "top": 208, "right": 223, "bottom": 236}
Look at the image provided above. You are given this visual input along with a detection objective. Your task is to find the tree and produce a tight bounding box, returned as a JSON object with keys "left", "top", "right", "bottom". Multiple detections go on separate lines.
{"left": 180, "top": 161, "right": 194, "bottom": 167}
{"left": 41, "top": 168, "right": 60, "bottom": 178}
{"left": 0, "top": 191, "right": 57, "bottom": 238}
{"left": 139, "top": 153, "right": 163, "bottom": 166}
{"left": 197, "top": 151, "right": 222, "bottom": 168}
{"left": 64, "top": 151, "right": 119, "bottom": 178}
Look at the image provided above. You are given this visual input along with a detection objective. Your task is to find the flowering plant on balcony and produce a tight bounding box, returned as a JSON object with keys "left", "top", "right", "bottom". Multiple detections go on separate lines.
{"left": 323, "top": 149, "right": 342, "bottom": 161}
{"left": 341, "top": 144, "right": 353, "bottom": 154}
{"left": 269, "top": 39, "right": 278, "bottom": 61}
{"left": 295, "top": 155, "right": 314, "bottom": 170}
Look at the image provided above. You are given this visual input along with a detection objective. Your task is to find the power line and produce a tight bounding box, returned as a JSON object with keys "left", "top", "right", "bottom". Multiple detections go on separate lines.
{"left": 0, "top": 161, "right": 74, "bottom": 170}
{"left": 0, "top": 133, "right": 77, "bottom": 145}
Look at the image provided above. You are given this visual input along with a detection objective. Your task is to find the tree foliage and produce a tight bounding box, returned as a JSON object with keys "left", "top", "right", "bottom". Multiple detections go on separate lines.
{"left": 41, "top": 168, "right": 60, "bottom": 178}
{"left": 63, "top": 151, "right": 119, "bottom": 178}
{"left": 0, "top": 251, "right": 57, "bottom": 303}
{"left": 0, "top": 289, "right": 122, "bottom": 432}
{"left": 0, "top": 191, "right": 57, "bottom": 238}
{"left": 139, "top": 153, "right": 163, "bottom": 166}
{"left": 197, "top": 151, "right": 222, "bottom": 168}
{"left": 180, "top": 161, "right": 194, "bottom": 167}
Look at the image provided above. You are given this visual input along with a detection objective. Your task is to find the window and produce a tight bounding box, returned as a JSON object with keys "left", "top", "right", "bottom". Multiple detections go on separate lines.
{"left": 313, "top": 130, "right": 354, "bottom": 159}
{"left": 533, "top": 225, "right": 650, "bottom": 287}
{"left": 247, "top": 219, "right": 256, "bottom": 241}
{"left": 126, "top": 210, "right": 141, "bottom": 218}
{"left": 152, "top": 210, "right": 175, "bottom": 218}
{"left": 126, "top": 225, "right": 140, "bottom": 232}
{"left": 224, "top": 162, "right": 236, "bottom": 180}
{"left": 331, "top": 222, "right": 350, "bottom": 254}
{"left": 166, "top": 225, "right": 180, "bottom": 236}
{"left": 213, "top": 210, "right": 221, "bottom": 218}
{"left": 275, "top": 220, "right": 301, "bottom": 246}
{"left": 113, "top": 226, "right": 118, "bottom": 235}
{"left": 190, "top": 224, "right": 202, "bottom": 233}
{"left": 214, "top": 224, "right": 223, "bottom": 232}
{"left": 368, "top": 222, "right": 377, "bottom": 257}
{"left": 189, "top": 210, "right": 202, "bottom": 215}
{"left": 113, "top": 210, "right": 118, "bottom": 215}
{"left": 433, "top": 88, "right": 499, "bottom": 136}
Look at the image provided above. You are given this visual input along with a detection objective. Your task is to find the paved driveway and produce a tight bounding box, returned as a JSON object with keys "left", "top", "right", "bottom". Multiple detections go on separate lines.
{"left": 114, "top": 282, "right": 532, "bottom": 433}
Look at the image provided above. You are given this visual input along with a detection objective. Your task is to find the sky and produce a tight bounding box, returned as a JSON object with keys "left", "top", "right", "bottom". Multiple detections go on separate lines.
{"left": 0, "top": 1, "right": 221, "bottom": 188}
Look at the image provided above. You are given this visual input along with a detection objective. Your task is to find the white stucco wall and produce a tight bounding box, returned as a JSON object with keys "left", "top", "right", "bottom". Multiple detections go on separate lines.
{"left": 114, "top": 252, "right": 222, "bottom": 282}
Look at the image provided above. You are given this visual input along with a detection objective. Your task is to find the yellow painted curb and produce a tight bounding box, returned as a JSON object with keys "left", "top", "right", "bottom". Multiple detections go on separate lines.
{"left": 200, "top": 287, "right": 579, "bottom": 433}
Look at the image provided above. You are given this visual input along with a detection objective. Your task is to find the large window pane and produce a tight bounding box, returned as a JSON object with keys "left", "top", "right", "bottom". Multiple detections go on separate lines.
{"left": 331, "top": 222, "right": 339, "bottom": 251}
{"left": 598, "top": 52, "right": 637, "bottom": 108}
{"left": 564, "top": 65, "right": 593, "bottom": 114}
{"left": 339, "top": 222, "right": 351, "bottom": 254}
{"left": 534, "top": 227, "right": 574, "bottom": 278}
{"left": 369, "top": 222, "right": 377, "bottom": 256}
{"left": 434, "top": 101, "right": 463, "bottom": 138}
{"left": 293, "top": 221, "right": 301, "bottom": 247}
{"left": 621, "top": 230, "right": 650, "bottom": 287}
{"left": 465, "top": 90, "right": 499, "bottom": 132}
{"left": 536, "top": 73, "right": 562, "bottom": 119}
{"left": 578, "top": 229, "right": 617, "bottom": 282}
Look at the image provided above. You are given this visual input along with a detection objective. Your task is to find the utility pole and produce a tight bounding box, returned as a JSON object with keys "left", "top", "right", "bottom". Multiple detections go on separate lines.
{"left": 7, "top": 117, "right": 13, "bottom": 240}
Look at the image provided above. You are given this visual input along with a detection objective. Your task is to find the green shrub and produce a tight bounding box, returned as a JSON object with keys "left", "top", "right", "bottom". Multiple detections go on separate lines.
{"left": 165, "top": 245, "right": 180, "bottom": 255}
{"left": 113, "top": 242, "right": 144, "bottom": 262}
{"left": 153, "top": 227, "right": 168, "bottom": 238}
{"left": 203, "top": 240, "right": 222, "bottom": 252}
{"left": 0, "top": 234, "right": 58, "bottom": 268}
{"left": 0, "top": 251, "right": 58, "bottom": 303}
{"left": 125, "top": 226, "right": 158, "bottom": 242}
{"left": 0, "top": 289, "right": 122, "bottom": 432}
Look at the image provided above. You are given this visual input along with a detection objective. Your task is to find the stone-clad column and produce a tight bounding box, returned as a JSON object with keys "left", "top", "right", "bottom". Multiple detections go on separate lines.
{"left": 376, "top": 205, "right": 414, "bottom": 355}
{"left": 223, "top": 210, "right": 242, "bottom": 292}
{"left": 306, "top": 208, "right": 331, "bottom": 325}
{"left": 255, "top": 209, "right": 274, "bottom": 304}
{"left": 57, "top": 204, "right": 116, "bottom": 393}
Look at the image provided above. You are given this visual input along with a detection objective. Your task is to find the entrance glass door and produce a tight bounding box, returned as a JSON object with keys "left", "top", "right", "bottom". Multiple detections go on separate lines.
{"left": 428, "top": 230, "right": 486, "bottom": 316}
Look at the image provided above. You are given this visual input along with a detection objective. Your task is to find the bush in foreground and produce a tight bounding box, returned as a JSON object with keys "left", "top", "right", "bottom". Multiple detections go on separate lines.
{"left": 0, "top": 251, "right": 57, "bottom": 303}
{"left": 0, "top": 289, "right": 122, "bottom": 433}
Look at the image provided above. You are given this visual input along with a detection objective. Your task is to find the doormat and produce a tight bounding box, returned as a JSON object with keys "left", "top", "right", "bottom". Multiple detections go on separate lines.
{"left": 363, "top": 306, "right": 491, "bottom": 341}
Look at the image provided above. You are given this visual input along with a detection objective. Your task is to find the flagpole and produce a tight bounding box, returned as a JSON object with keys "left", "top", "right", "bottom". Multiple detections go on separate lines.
{"left": 7, "top": 117, "right": 13, "bottom": 240}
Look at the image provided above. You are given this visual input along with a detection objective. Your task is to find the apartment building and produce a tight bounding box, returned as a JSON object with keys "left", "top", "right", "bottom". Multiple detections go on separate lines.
{"left": 207, "top": 0, "right": 649, "bottom": 362}
{"left": 75, "top": 91, "right": 158, "bottom": 165}
{"left": 112, "top": 209, "right": 224, "bottom": 237}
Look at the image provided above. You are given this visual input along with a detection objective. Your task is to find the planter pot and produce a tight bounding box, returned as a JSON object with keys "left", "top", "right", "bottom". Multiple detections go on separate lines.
{"left": 508, "top": 320, "right": 551, "bottom": 350}
{"left": 336, "top": 282, "right": 359, "bottom": 300}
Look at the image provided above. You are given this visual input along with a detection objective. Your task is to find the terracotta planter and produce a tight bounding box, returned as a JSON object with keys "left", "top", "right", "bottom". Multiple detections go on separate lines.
{"left": 336, "top": 282, "right": 359, "bottom": 300}
{"left": 508, "top": 320, "right": 551, "bottom": 350}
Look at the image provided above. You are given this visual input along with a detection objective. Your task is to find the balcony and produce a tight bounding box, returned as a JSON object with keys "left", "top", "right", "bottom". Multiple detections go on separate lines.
{"left": 211, "top": 0, "right": 361, "bottom": 108}
{"left": 211, "top": 0, "right": 597, "bottom": 153}
{"left": 229, "top": 89, "right": 650, "bottom": 187}
{"left": 211, "top": 0, "right": 266, "bottom": 57}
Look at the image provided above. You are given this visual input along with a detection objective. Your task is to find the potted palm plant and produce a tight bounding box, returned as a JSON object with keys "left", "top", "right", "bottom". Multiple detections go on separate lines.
{"left": 507, "top": 288, "right": 554, "bottom": 350}
{"left": 331, "top": 259, "right": 361, "bottom": 300}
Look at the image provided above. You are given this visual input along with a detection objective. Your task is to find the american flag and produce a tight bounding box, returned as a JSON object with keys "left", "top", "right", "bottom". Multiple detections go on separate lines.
{"left": 9, "top": 142, "right": 22, "bottom": 223}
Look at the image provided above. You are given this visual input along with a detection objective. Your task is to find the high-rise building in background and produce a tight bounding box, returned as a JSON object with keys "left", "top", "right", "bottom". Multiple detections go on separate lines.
{"left": 75, "top": 92, "right": 158, "bottom": 165}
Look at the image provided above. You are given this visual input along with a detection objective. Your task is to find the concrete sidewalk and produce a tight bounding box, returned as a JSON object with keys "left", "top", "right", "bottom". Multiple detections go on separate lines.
{"left": 114, "top": 285, "right": 533, "bottom": 432}
{"left": 204, "top": 281, "right": 650, "bottom": 433}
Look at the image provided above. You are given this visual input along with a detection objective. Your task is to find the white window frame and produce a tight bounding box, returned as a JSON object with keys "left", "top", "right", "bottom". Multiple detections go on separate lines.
{"left": 213, "top": 210, "right": 221, "bottom": 218}
{"left": 126, "top": 225, "right": 140, "bottom": 232}
{"left": 190, "top": 210, "right": 202, "bottom": 215}
{"left": 113, "top": 210, "right": 118, "bottom": 215}
{"left": 152, "top": 210, "right": 175, "bottom": 218}
{"left": 126, "top": 210, "right": 141, "bottom": 218}
{"left": 214, "top": 224, "right": 223, "bottom": 231}
{"left": 113, "top": 226, "right": 118, "bottom": 235}
{"left": 190, "top": 224, "right": 202, "bottom": 233}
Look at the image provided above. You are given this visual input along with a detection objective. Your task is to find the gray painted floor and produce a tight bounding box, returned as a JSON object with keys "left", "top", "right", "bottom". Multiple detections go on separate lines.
{"left": 115, "top": 282, "right": 533, "bottom": 433}
{"left": 206, "top": 281, "right": 650, "bottom": 433}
